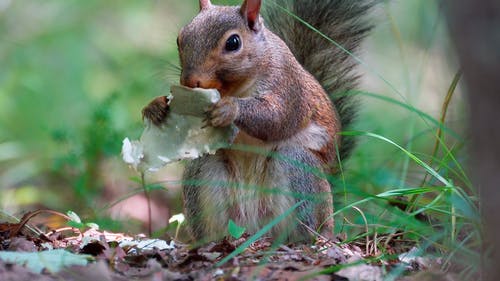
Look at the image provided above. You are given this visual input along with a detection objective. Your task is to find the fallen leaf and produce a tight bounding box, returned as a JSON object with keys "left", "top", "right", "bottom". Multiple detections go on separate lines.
{"left": 0, "top": 249, "right": 92, "bottom": 273}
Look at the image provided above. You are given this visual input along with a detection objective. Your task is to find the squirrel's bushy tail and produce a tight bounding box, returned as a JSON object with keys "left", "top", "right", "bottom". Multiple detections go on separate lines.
{"left": 263, "top": 0, "right": 376, "bottom": 160}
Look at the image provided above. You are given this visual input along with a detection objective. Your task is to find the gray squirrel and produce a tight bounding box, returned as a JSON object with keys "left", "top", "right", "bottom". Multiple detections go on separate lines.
{"left": 142, "top": 0, "right": 375, "bottom": 241}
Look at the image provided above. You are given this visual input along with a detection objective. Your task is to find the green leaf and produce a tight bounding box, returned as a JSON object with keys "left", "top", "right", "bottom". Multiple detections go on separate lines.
{"left": 228, "top": 219, "right": 246, "bottom": 239}
{"left": 340, "top": 131, "right": 453, "bottom": 187}
{"left": 85, "top": 222, "right": 100, "bottom": 229}
{"left": 66, "top": 210, "right": 81, "bottom": 223}
{"left": 0, "top": 249, "right": 92, "bottom": 273}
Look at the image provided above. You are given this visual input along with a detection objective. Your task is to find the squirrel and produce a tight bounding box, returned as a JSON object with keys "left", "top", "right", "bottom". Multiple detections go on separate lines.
{"left": 142, "top": 0, "right": 375, "bottom": 242}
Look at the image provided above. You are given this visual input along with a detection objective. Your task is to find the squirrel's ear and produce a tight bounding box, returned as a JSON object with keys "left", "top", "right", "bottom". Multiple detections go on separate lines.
{"left": 240, "top": 0, "right": 262, "bottom": 31}
{"left": 199, "top": 0, "right": 212, "bottom": 10}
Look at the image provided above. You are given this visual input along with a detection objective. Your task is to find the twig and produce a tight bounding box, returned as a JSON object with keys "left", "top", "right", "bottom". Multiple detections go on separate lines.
{"left": 45, "top": 227, "right": 82, "bottom": 240}
{"left": 280, "top": 244, "right": 316, "bottom": 264}
{"left": 11, "top": 209, "right": 71, "bottom": 240}
{"left": 296, "top": 219, "right": 332, "bottom": 243}
{"left": 383, "top": 231, "right": 405, "bottom": 249}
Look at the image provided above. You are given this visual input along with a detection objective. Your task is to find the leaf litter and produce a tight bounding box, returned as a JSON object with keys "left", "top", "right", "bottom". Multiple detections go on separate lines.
{"left": 0, "top": 209, "right": 446, "bottom": 281}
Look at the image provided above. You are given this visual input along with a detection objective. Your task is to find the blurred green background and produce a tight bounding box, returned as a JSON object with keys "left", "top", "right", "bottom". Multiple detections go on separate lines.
{"left": 0, "top": 0, "right": 470, "bottom": 249}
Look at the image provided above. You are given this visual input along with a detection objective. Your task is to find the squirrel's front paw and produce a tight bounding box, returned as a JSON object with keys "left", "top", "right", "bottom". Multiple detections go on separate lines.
{"left": 205, "top": 97, "right": 239, "bottom": 127}
{"left": 142, "top": 96, "right": 170, "bottom": 126}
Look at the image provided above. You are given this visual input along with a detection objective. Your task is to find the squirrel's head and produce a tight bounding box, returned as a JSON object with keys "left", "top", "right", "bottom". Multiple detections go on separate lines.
{"left": 177, "top": 0, "right": 265, "bottom": 97}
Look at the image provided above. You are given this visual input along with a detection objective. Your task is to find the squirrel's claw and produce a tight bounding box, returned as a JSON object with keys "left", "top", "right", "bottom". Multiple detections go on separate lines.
{"left": 206, "top": 97, "right": 239, "bottom": 128}
{"left": 200, "top": 110, "right": 211, "bottom": 129}
{"left": 142, "top": 96, "right": 171, "bottom": 126}
{"left": 201, "top": 115, "right": 210, "bottom": 129}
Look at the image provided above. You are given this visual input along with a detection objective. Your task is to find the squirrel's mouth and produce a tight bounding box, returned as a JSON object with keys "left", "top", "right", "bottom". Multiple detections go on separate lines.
{"left": 179, "top": 73, "right": 254, "bottom": 98}
{"left": 179, "top": 75, "right": 222, "bottom": 91}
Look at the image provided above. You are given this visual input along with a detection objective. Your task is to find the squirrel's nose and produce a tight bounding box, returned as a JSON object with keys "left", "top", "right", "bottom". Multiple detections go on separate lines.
{"left": 180, "top": 74, "right": 202, "bottom": 88}
{"left": 180, "top": 78, "right": 198, "bottom": 88}
{"left": 180, "top": 73, "right": 221, "bottom": 89}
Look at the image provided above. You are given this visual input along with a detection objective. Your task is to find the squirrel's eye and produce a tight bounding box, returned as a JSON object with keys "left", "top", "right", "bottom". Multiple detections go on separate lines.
{"left": 225, "top": 34, "right": 241, "bottom": 52}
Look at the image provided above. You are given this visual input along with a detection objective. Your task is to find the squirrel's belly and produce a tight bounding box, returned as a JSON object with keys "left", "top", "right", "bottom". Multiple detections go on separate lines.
{"left": 220, "top": 130, "right": 292, "bottom": 234}
{"left": 220, "top": 123, "right": 329, "bottom": 234}
{"left": 226, "top": 152, "right": 295, "bottom": 235}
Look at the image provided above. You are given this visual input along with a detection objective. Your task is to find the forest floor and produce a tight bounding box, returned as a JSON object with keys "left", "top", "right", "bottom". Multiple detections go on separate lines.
{"left": 0, "top": 211, "right": 448, "bottom": 281}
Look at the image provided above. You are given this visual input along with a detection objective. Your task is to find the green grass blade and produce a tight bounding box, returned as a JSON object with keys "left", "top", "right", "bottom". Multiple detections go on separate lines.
{"left": 345, "top": 91, "right": 462, "bottom": 141}
{"left": 341, "top": 131, "right": 452, "bottom": 187}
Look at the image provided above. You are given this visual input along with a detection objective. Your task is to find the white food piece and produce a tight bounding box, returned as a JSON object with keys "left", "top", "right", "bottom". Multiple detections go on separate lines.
{"left": 122, "top": 85, "right": 236, "bottom": 173}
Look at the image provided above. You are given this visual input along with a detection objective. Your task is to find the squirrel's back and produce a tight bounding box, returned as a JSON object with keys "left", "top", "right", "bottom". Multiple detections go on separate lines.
{"left": 264, "top": 0, "right": 376, "bottom": 160}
